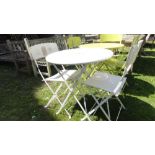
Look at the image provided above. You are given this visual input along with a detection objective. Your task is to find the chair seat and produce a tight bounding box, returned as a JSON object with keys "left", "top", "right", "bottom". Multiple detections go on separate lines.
{"left": 85, "top": 72, "right": 126, "bottom": 95}
{"left": 45, "top": 69, "right": 81, "bottom": 82}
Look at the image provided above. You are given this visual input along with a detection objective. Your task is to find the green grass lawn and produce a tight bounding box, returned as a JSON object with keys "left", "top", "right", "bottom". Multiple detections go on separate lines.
{"left": 0, "top": 47, "right": 155, "bottom": 121}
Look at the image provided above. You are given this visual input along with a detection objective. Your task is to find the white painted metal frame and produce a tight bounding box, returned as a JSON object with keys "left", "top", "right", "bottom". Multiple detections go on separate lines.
{"left": 34, "top": 60, "right": 72, "bottom": 118}
{"left": 45, "top": 48, "right": 114, "bottom": 120}
{"left": 25, "top": 43, "right": 84, "bottom": 119}
{"left": 83, "top": 73, "right": 127, "bottom": 121}
{"left": 53, "top": 63, "right": 93, "bottom": 121}
{"left": 24, "top": 38, "right": 59, "bottom": 77}
{"left": 83, "top": 40, "right": 144, "bottom": 121}
{"left": 123, "top": 40, "right": 144, "bottom": 75}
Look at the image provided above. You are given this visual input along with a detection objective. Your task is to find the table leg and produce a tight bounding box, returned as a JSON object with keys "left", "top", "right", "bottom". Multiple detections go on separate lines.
{"left": 53, "top": 64, "right": 87, "bottom": 115}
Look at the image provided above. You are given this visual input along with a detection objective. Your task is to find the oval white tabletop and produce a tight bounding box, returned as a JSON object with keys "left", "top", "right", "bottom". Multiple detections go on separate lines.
{"left": 46, "top": 48, "right": 113, "bottom": 65}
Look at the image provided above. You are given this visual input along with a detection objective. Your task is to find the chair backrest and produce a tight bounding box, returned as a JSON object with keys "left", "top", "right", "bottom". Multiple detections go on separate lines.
{"left": 30, "top": 43, "right": 58, "bottom": 60}
{"left": 6, "top": 39, "right": 28, "bottom": 60}
{"left": 145, "top": 34, "right": 151, "bottom": 42}
{"left": 100, "top": 34, "right": 123, "bottom": 43}
{"left": 24, "top": 38, "right": 59, "bottom": 60}
{"left": 123, "top": 40, "right": 144, "bottom": 76}
{"left": 131, "top": 34, "right": 145, "bottom": 45}
{"left": 28, "top": 36, "right": 67, "bottom": 51}
{"left": 67, "top": 36, "right": 81, "bottom": 48}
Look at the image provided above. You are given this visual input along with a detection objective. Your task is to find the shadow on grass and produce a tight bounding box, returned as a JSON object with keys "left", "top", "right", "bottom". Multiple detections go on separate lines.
{"left": 119, "top": 95, "right": 155, "bottom": 121}
{"left": 71, "top": 94, "right": 155, "bottom": 121}
{"left": 71, "top": 94, "right": 126, "bottom": 121}
{"left": 134, "top": 57, "right": 155, "bottom": 76}
{"left": 124, "top": 76, "right": 155, "bottom": 97}
{"left": 0, "top": 63, "right": 58, "bottom": 121}
{"left": 141, "top": 50, "right": 155, "bottom": 56}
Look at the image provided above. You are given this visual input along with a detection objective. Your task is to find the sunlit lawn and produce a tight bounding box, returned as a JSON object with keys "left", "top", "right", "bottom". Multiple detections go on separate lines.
{"left": 0, "top": 46, "right": 155, "bottom": 121}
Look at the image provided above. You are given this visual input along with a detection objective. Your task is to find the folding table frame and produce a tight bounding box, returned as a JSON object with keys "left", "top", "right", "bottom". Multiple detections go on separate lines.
{"left": 44, "top": 48, "right": 114, "bottom": 120}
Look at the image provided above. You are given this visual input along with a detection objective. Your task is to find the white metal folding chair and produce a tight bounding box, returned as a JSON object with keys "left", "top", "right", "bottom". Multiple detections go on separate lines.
{"left": 25, "top": 42, "right": 81, "bottom": 119}
{"left": 83, "top": 40, "right": 144, "bottom": 121}
{"left": 24, "top": 38, "right": 59, "bottom": 77}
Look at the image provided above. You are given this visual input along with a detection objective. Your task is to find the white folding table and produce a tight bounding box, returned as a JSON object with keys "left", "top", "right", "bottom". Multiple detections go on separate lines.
{"left": 46, "top": 48, "right": 113, "bottom": 120}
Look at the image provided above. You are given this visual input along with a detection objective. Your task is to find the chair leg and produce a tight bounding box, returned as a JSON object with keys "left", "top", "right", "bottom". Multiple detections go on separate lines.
{"left": 44, "top": 83, "right": 63, "bottom": 108}
{"left": 116, "top": 96, "right": 125, "bottom": 109}
{"left": 115, "top": 96, "right": 126, "bottom": 121}
{"left": 44, "top": 82, "right": 71, "bottom": 119}
{"left": 116, "top": 105, "right": 122, "bottom": 121}
{"left": 81, "top": 95, "right": 111, "bottom": 121}
{"left": 59, "top": 88, "right": 91, "bottom": 121}
{"left": 56, "top": 91, "right": 72, "bottom": 115}
{"left": 37, "top": 65, "right": 71, "bottom": 118}
{"left": 92, "top": 95, "right": 111, "bottom": 121}
{"left": 73, "top": 95, "right": 91, "bottom": 121}
{"left": 106, "top": 101, "right": 111, "bottom": 120}
{"left": 32, "top": 61, "right": 38, "bottom": 77}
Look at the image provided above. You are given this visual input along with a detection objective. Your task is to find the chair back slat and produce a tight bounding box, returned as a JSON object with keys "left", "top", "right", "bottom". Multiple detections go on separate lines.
{"left": 145, "top": 34, "right": 151, "bottom": 42}
{"left": 6, "top": 40, "right": 27, "bottom": 58}
{"left": 123, "top": 40, "right": 144, "bottom": 76}
{"left": 24, "top": 38, "right": 61, "bottom": 77}
{"left": 29, "top": 43, "right": 59, "bottom": 60}
{"left": 29, "top": 37, "right": 67, "bottom": 51}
